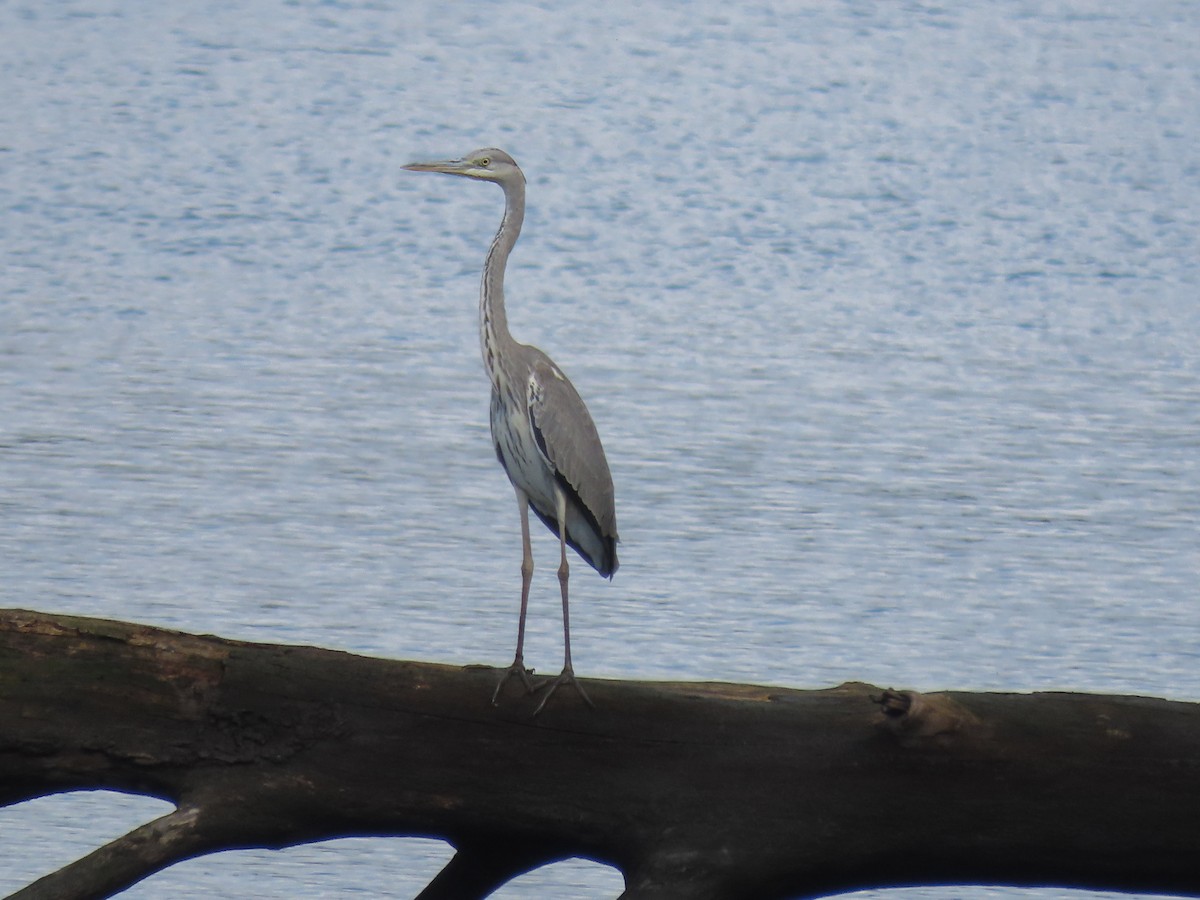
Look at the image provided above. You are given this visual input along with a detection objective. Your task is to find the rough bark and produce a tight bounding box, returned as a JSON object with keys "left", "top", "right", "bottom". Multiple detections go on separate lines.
{"left": 2, "top": 607, "right": 1199, "bottom": 900}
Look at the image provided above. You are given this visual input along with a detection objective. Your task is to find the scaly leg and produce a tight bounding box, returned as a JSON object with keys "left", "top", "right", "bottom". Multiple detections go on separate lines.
{"left": 492, "top": 488, "right": 537, "bottom": 704}
{"left": 533, "top": 487, "right": 595, "bottom": 716}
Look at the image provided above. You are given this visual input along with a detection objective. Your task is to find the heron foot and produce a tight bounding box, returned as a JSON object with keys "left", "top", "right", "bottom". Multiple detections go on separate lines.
{"left": 532, "top": 665, "right": 594, "bottom": 717}
{"left": 491, "top": 655, "right": 537, "bottom": 705}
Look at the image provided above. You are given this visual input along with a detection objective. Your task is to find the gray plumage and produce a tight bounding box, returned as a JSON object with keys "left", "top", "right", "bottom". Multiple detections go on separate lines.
{"left": 404, "top": 148, "right": 618, "bottom": 712}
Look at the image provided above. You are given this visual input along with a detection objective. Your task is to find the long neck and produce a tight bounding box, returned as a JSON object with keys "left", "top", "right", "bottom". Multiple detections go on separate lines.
{"left": 480, "top": 176, "right": 526, "bottom": 389}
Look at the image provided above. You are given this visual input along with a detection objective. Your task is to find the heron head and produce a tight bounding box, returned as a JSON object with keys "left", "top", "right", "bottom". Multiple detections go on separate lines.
{"left": 403, "top": 148, "right": 523, "bottom": 185}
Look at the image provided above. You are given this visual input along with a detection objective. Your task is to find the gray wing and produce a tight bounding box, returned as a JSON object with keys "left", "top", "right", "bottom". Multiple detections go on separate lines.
{"left": 526, "top": 353, "right": 618, "bottom": 542}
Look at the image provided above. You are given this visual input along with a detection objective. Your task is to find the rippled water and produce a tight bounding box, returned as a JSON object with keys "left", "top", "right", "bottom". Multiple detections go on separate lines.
{"left": 3, "top": 1, "right": 1198, "bottom": 897}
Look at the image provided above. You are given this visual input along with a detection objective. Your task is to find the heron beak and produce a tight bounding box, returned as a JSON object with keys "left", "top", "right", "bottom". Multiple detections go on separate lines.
{"left": 402, "top": 158, "right": 469, "bottom": 175}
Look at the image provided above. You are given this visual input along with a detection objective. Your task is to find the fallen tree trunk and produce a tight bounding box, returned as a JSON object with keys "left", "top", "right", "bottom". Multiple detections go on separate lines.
{"left": 1, "top": 608, "right": 1198, "bottom": 900}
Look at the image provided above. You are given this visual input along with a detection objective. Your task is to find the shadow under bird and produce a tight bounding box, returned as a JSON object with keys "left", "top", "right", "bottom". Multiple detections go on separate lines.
{"left": 403, "top": 148, "right": 619, "bottom": 714}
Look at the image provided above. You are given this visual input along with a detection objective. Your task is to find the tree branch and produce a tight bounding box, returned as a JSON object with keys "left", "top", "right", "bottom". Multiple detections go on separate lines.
{"left": 3, "top": 608, "right": 1199, "bottom": 899}
{"left": 8, "top": 807, "right": 210, "bottom": 900}
{"left": 416, "top": 842, "right": 562, "bottom": 900}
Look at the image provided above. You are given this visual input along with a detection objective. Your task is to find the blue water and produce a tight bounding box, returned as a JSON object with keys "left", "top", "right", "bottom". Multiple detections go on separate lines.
{"left": 3, "top": 1, "right": 1198, "bottom": 897}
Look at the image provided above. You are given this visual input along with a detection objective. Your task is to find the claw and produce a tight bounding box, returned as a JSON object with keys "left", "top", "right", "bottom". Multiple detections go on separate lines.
{"left": 491, "top": 656, "right": 537, "bottom": 705}
{"left": 532, "top": 665, "right": 594, "bottom": 716}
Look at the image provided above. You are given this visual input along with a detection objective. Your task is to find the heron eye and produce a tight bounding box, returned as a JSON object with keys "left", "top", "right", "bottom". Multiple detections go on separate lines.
{"left": 479, "top": 157, "right": 491, "bottom": 167}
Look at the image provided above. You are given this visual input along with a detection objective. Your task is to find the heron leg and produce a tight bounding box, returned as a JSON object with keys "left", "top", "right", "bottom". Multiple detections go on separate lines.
{"left": 533, "top": 490, "right": 594, "bottom": 716}
{"left": 492, "top": 489, "right": 537, "bottom": 704}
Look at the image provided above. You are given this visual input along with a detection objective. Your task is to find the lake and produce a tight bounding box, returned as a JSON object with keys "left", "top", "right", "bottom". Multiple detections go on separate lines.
{"left": 2, "top": 0, "right": 1198, "bottom": 897}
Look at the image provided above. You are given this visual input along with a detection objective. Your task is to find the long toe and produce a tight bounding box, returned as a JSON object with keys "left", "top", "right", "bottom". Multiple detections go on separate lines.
{"left": 491, "top": 656, "right": 537, "bottom": 705}
{"left": 532, "top": 665, "right": 595, "bottom": 716}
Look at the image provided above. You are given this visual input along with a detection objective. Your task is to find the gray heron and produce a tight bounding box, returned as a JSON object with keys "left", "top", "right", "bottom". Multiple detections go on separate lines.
{"left": 403, "top": 149, "right": 619, "bottom": 713}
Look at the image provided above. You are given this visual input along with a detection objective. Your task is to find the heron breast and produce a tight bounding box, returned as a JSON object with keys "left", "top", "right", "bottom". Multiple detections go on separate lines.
{"left": 490, "top": 389, "right": 557, "bottom": 509}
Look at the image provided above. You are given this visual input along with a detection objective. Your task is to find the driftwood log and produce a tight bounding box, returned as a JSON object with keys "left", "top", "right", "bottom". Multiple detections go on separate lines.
{"left": 1, "top": 607, "right": 1199, "bottom": 900}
